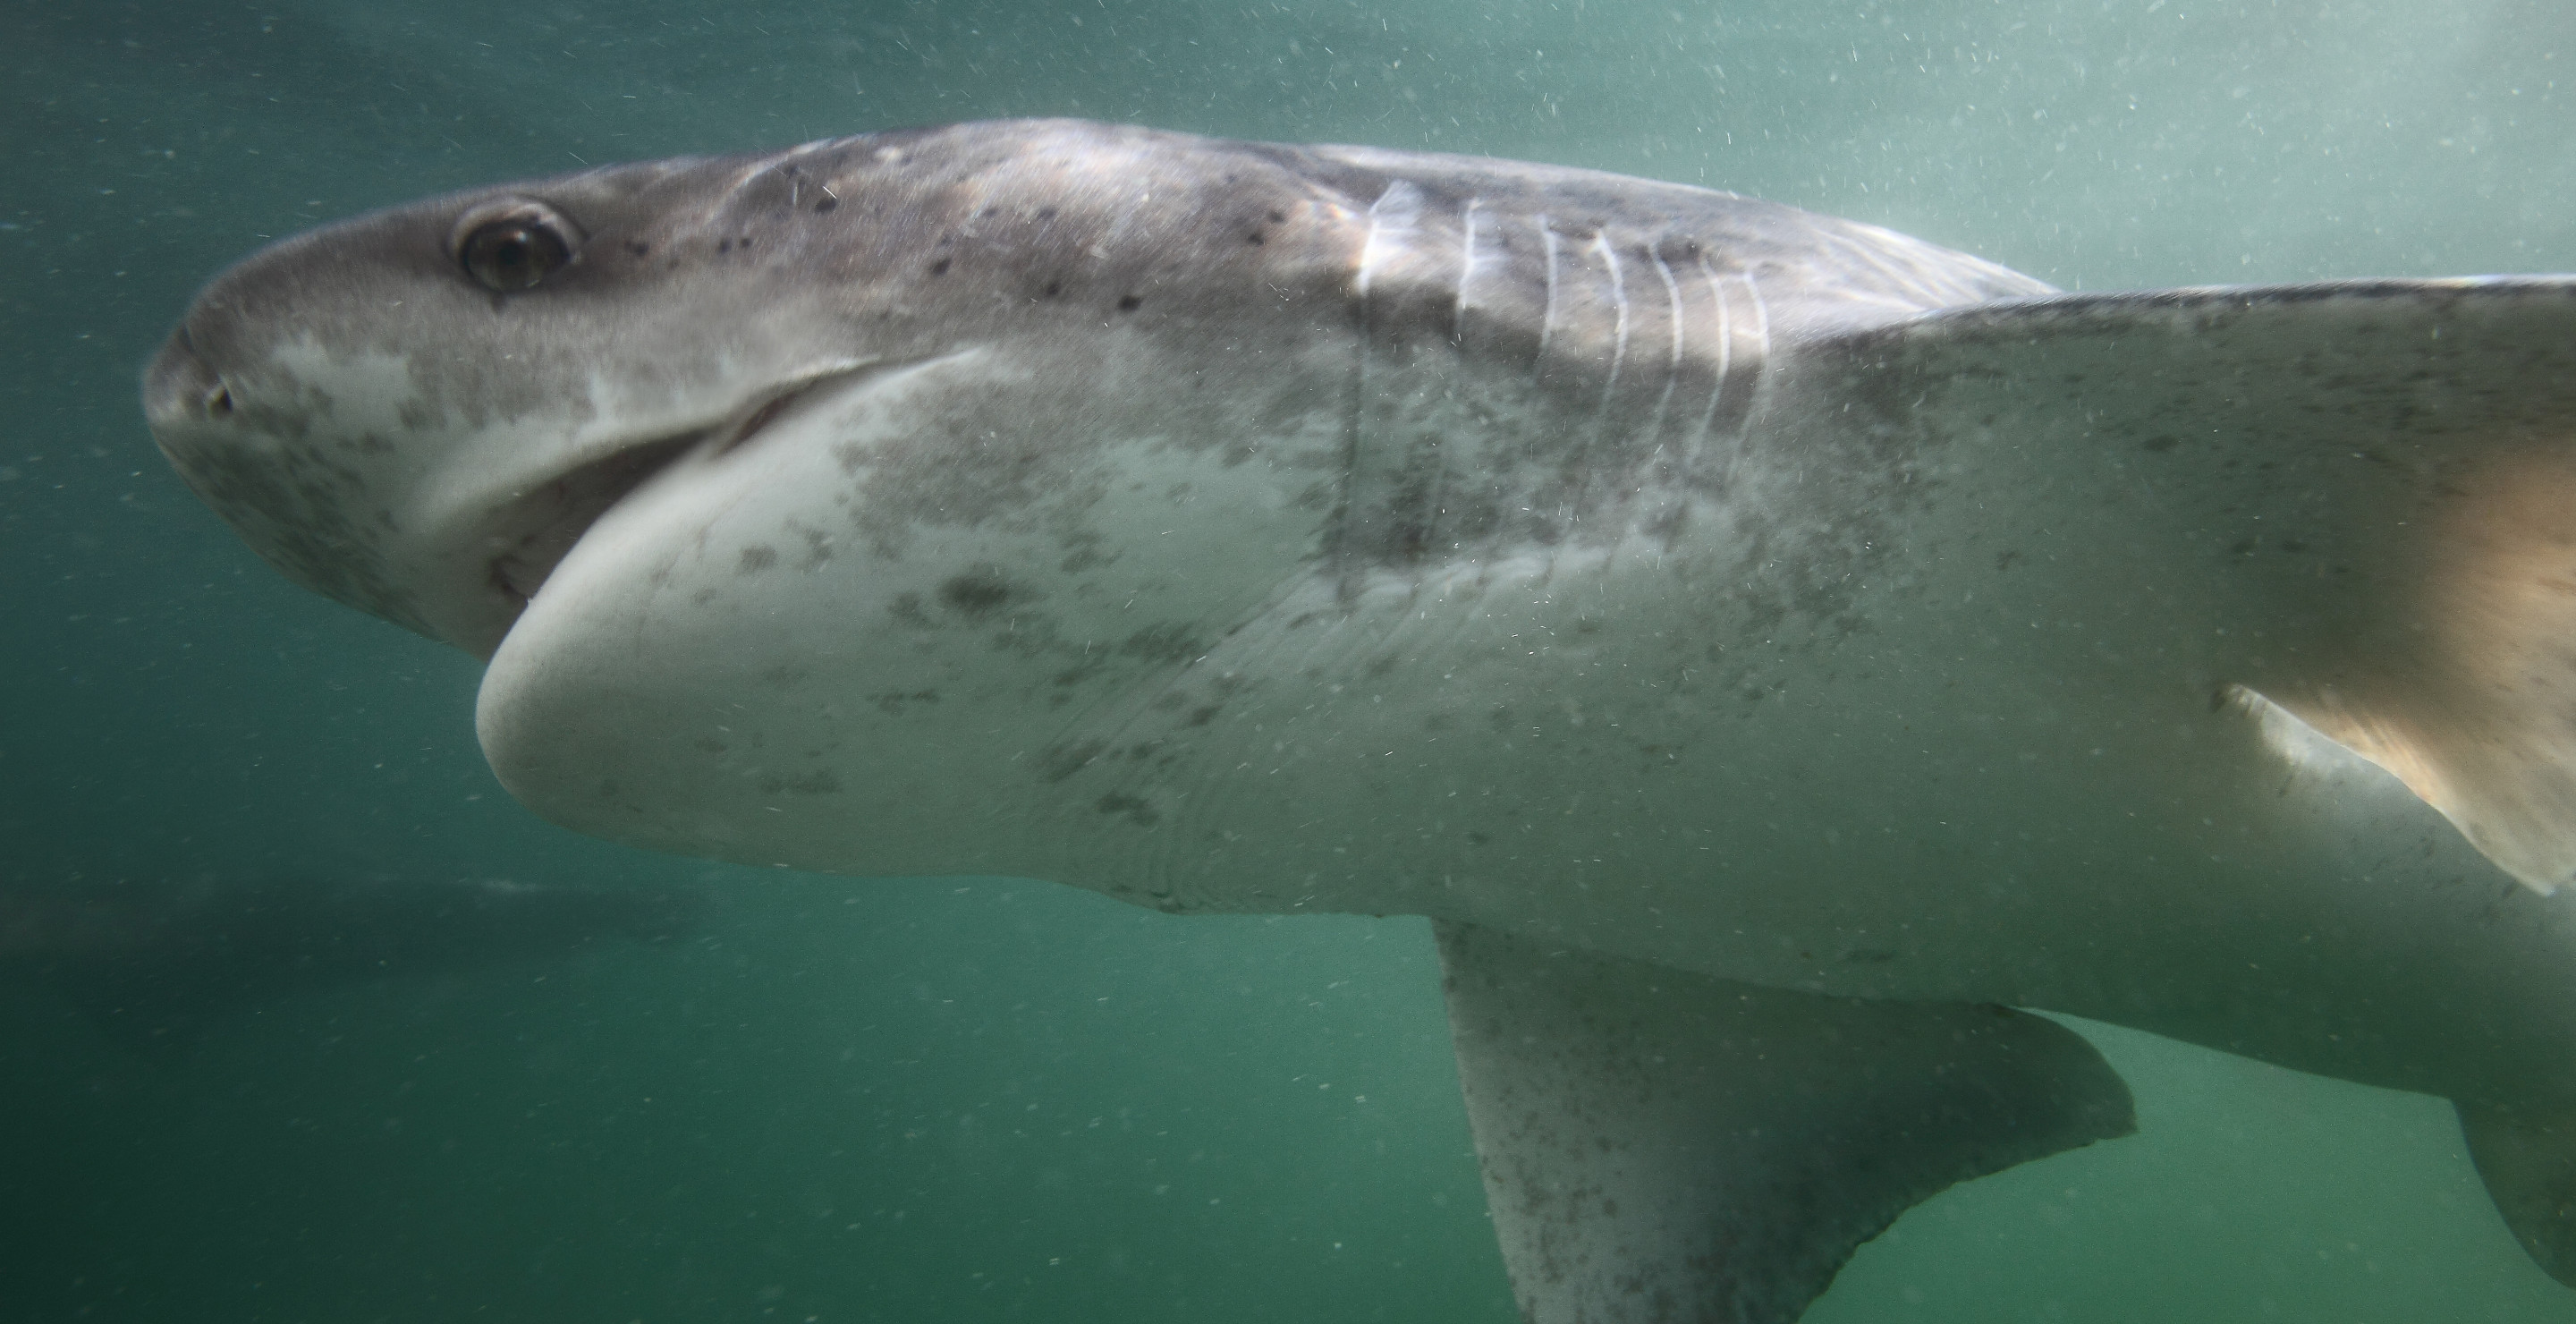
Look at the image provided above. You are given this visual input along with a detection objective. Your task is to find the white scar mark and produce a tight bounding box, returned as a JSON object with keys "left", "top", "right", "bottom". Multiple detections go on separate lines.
{"left": 1592, "top": 231, "right": 1631, "bottom": 405}
{"left": 721, "top": 159, "right": 775, "bottom": 212}
{"left": 1537, "top": 216, "right": 1562, "bottom": 368}
{"left": 1453, "top": 199, "right": 1481, "bottom": 344}
{"left": 735, "top": 140, "right": 841, "bottom": 215}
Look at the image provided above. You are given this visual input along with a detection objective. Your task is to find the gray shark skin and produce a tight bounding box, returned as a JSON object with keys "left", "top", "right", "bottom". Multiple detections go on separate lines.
{"left": 1, "top": 875, "right": 700, "bottom": 1045}
{"left": 143, "top": 120, "right": 2576, "bottom": 1320}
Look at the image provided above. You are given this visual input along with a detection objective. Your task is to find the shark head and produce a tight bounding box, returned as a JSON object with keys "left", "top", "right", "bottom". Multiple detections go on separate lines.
{"left": 143, "top": 122, "right": 1382, "bottom": 880}
{"left": 142, "top": 140, "right": 963, "bottom": 658}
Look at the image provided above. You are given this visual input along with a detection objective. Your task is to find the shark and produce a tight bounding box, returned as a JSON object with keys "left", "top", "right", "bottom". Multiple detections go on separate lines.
{"left": 0, "top": 874, "right": 699, "bottom": 1046}
{"left": 141, "top": 119, "right": 2576, "bottom": 1322}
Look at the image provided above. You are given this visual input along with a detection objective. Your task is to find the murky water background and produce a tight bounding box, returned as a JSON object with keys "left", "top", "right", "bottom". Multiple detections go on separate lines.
{"left": 4, "top": 1, "right": 2573, "bottom": 1319}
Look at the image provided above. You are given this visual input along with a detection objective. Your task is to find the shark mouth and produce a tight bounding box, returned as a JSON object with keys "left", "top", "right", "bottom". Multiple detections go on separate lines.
{"left": 477, "top": 364, "right": 879, "bottom": 639}
{"left": 485, "top": 430, "right": 705, "bottom": 612}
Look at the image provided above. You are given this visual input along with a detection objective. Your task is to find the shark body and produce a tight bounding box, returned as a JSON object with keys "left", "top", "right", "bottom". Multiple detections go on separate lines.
{"left": 145, "top": 120, "right": 2576, "bottom": 1321}
{"left": 1, "top": 874, "right": 698, "bottom": 1044}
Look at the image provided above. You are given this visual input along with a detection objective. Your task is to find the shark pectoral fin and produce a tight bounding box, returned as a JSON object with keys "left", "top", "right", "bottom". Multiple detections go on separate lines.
{"left": 1845, "top": 281, "right": 2576, "bottom": 894}
{"left": 1435, "top": 921, "right": 2135, "bottom": 1324}
{"left": 2460, "top": 1099, "right": 2576, "bottom": 1286}
{"left": 2254, "top": 444, "right": 2576, "bottom": 895}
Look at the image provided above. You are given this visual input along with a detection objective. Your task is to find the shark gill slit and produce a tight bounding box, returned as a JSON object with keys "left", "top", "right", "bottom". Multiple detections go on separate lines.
{"left": 1560, "top": 228, "right": 1643, "bottom": 532}
{"left": 1453, "top": 198, "right": 1481, "bottom": 347}
{"left": 1640, "top": 246, "right": 1686, "bottom": 463}
{"left": 1341, "top": 179, "right": 1418, "bottom": 587}
{"left": 1535, "top": 214, "right": 1562, "bottom": 372}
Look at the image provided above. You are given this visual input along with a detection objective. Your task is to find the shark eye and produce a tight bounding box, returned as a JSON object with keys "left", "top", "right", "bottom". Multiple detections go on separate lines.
{"left": 453, "top": 200, "right": 580, "bottom": 293}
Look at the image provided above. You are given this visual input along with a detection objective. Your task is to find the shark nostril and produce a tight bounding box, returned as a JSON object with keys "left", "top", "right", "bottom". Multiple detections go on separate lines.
{"left": 148, "top": 330, "right": 233, "bottom": 430}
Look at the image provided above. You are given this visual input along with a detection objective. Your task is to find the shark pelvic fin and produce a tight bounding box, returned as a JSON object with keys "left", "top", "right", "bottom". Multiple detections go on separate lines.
{"left": 1435, "top": 921, "right": 2135, "bottom": 1324}
{"left": 2460, "top": 1098, "right": 2576, "bottom": 1286}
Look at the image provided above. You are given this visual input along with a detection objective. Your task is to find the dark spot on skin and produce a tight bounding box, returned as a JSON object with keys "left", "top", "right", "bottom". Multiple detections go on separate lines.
{"left": 1044, "top": 740, "right": 1106, "bottom": 783}
{"left": 759, "top": 663, "right": 809, "bottom": 690}
{"left": 1466, "top": 831, "right": 1490, "bottom": 845}
{"left": 2231, "top": 538, "right": 2259, "bottom": 556}
{"left": 1116, "top": 294, "right": 1142, "bottom": 312}
{"left": 889, "top": 591, "right": 933, "bottom": 627}
{"left": 1096, "top": 793, "right": 1159, "bottom": 826}
{"left": 738, "top": 545, "right": 778, "bottom": 573}
{"left": 928, "top": 257, "right": 951, "bottom": 276}
{"left": 815, "top": 196, "right": 839, "bottom": 214}
{"left": 1996, "top": 550, "right": 2021, "bottom": 572}
{"left": 2142, "top": 434, "right": 2178, "bottom": 453}
{"left": 717, "top": 238, "right": 732, "bottom": 254}
{"left": 2276, "top": 540, "right": 2309, "bottom": 553}
{"left": 868, "top": 689, "right": 940, "bottom": 715}
{"left": 624, "top": 240, "right": 650, "bottom": 258}
{"left": 1186, "top": 705, "right": 1222, "bottom": 726}
{"left": 1245, "top": 231, "right": 1265, "bottom": 245}
{"left": 1036, "top": 206, "right": 1057, "bottom": 220}
{"left": 978, "top": 206, "right": 999, "bottom": 218}
{"left": 693, "top": 737, "right": 727, "bottom": 753}
{"left": 1040, "top": 281, "right": 1063, "bottom": 299}
{"left": 938, "top": 565, "right": 1024, "bottom": 616}
{"left": 1267, "top": 209, "right": 1284, "bottom": 223}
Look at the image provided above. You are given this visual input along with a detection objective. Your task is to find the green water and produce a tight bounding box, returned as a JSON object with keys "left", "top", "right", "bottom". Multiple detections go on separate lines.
{"left": 4, "top": 1, "right": 2573, "bottom": 1319}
